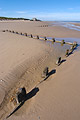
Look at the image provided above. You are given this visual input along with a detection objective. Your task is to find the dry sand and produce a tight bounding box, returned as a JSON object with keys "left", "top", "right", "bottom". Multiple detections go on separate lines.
{"left": 0, "top": 20, "right": 80, "bottom": 120}
{"left": 0, "top": 30, "right": 55, "bottom": 116}
{"left": 7, "top": 50, "right": 80, "bottom": 120}
{"left": 0, "top": 28, "right": 54, "bottom": 119}
{"left": 0, "top": 20, "right": 80, "bottom": 38}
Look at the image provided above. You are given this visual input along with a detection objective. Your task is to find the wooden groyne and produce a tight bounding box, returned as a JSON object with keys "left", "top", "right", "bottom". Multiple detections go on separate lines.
{"left": 1, "top": 29, "right": 78, "bottom": 119}
{"left": 2, "top": 30, "right": 77, "bottom": 46}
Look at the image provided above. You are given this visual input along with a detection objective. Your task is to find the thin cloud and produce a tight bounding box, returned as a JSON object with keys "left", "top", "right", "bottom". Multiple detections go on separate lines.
{"left": 26, "top": 12, "right": 80, "bottom": 21}
{"left": 68, "top": 8, "right": 74, "bottom": 10}
{"left": 16, "top": 10, "right": 36, "bottom": 14}
{"left": 16, "top": 11, "right": 27, "bottom": 14}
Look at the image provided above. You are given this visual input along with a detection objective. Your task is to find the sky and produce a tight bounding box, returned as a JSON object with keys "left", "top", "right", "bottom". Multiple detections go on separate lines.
{"left": 0, "top": 0, "right": 80, "bottom": 21}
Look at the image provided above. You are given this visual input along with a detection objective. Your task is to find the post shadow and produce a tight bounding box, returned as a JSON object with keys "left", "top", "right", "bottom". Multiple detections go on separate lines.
{"left": 48, "top": 69, "right": 56, "bottom": 76}
{"left": 73, "top": 44, "right": 79, "bottom": 51}
{"left": 44, "top": 69, "right": 56, "bottom": 81}
{"left": 25, "top": 87, "right": 39, "bottom": 101}
{"left": 6, "top": 69, "right": 56, "bottom": 119}
{"left": 60, "top": 59, "right": 66, "bottom": 64}
{"left": 68, "top": 51, "right": 73, "bottom": 56}
{"left": 6, "top": 87, "right": 39, "bottom": 119}
{"left": 68, "top": 44, "right": 79, "bottom": 56}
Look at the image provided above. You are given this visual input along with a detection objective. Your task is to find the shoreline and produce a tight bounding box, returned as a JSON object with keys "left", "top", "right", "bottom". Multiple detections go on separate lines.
{"left": 0, "top": 20, "right": 80, "bottom": 38}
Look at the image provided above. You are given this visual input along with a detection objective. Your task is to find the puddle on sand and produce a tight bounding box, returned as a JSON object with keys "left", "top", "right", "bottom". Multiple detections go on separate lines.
{"left": 39, "top": 37, "right": 80, "bottom": 61}
{"left": 41, "top": 37, "right": 80, "bottom": 64}
{"left": 46, "top": 40, "right": 71, "bottom": 57}
{"left": 56, "top": 38, "right": 80, "bottom": 51}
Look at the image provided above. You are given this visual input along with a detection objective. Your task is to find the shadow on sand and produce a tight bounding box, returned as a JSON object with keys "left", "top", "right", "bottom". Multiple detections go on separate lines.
{"left": 60, "top": 59, "right": 66, "bottom": 64}
{"left": 6, "top": 87, "right": 39, "bottom": 119}
{"left": 6, "top": 69, "right": 56, "bottom": 119}
{"left": 44, "top": 69, "right": 56, "bottom": 81}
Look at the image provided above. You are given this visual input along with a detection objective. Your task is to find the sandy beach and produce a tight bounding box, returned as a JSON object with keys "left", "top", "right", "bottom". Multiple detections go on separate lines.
{"left": 7, "top": 49, "right": 80, "bottom": 120}
{"left": 0, "top": 20, "right": 80, "bottom": 120}
{"left": 0, "top": 20, "right": 80, "bottom": 38}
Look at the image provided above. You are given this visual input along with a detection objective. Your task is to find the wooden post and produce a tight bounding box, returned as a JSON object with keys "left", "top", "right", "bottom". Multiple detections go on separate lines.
{"left": 30, "top": 34, "right": 33, "bottom": 38}
{"left": 52, "top": 38, "right": 55, "bottom": 42}
{"left": 44, "top": 37, "right": 47, "bottom": 41}
{"left": 42, "top": 67, "right": 49, "bottom": 78}
{"left": 61, "top": 40, "right": 65, "bottom": 44}
{"left": 16, "top": 32, "right": 18, "bottom": 34}
{"left": 70, "top": 45, "right": 74, "bottom": 53}
{"left": 36, "top": 35, "right": 39, "bottom": 39}
{"left": 20, "top": 32, "right": 22, "bottom": 35}
{"left": 73, "top": 41, "right": 77, "bottom": 47}
{"left": 2, "top": 30, "right": 5, "bottom": 32}
{"left": 56, "top": 57, "right": 61, "bottom": 66}
{"left": 24, "top": 33, "right": 27, "bottom": 36}
{"left": 16, "top": 87, "right": 26, "bottom": 103}
{"left": 65, "top": 49, "right": 69, "bottom": 57}
{"left": 12, "top": 31, "right": 15, "bottom": 33}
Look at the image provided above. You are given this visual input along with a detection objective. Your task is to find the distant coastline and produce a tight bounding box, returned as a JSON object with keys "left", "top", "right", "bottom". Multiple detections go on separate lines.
{"left": 0, "top": 16, "right": 41, "bottom": 21}
{"left": 0, "top": 16, "right": 29, "bottom": 20}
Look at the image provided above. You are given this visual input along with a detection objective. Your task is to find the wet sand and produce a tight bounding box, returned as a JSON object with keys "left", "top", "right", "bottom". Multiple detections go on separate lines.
{"left": 0, "top": 20, "right": 80, "bottom": 120}
{"left": 71, "top": 22, "right": 80, "bottom": 26}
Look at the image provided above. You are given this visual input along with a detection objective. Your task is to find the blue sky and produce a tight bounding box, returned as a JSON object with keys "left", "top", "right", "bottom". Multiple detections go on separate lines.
{"left": 0, "top": 0, "right": 80, "bottom": 21}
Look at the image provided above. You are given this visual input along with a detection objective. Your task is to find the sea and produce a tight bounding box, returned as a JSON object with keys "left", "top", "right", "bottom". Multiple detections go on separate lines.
{"left": 52, "top": 21, "right": 80, "bottom": 31}
{"left": 43, "top": 21, "right": 80, "bottom": 55}
{"left": 50, "top": 21, "right": 80, "bottom": 49}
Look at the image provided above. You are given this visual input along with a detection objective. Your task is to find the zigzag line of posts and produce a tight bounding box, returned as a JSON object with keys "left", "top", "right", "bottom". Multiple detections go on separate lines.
{"left": 2, "top": 29, "right": 78, "bottom": 57}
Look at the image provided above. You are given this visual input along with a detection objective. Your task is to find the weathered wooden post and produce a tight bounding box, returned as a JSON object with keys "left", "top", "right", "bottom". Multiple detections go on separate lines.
{"left": 20, "top": 32, "right": 22, "bottom": 35}
{"left": 30, "top": 34, "right": 33, "bottom": 38}
{"left": 6, "top": 30, "right": 8, "bottom": 32}
{"left": 65, "top": 49, "right": 69, "bottom": 57}
{"left": 61, "top": 39, "right": 65, "bottom": 44}
{"left": 70, "top": 45, "right": 74, "bottom": 53}
{"left": 24, "top": 33, "right": 27, "bottom": 36}
{"left": 36, "top": 35, "right": 39, "bottom": 39}
{"left": 16, "top": 32, "right": 18, "bottom": 34}
{"left": 44, "top": 37, "right": 47, "bottom": 41}
{"left": 42, "top": 67, "right": 49, "bottom": 78}
{"left": 73, "top": 41, "right": 77, "bottom": 48}
{"left": 52, "top": 38, "right": 55, "bottom": 42}
{"left": 2, "top": 30, "right": 5, "bottom": 32}
{"left": 12, "top": 31, "right": 15, "bottom": 33}
{"left": 16, "top": 87, "right": 26, "bottom": 104}
{"left": 56, "top": 57, "right": 61, "bottom": 66}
